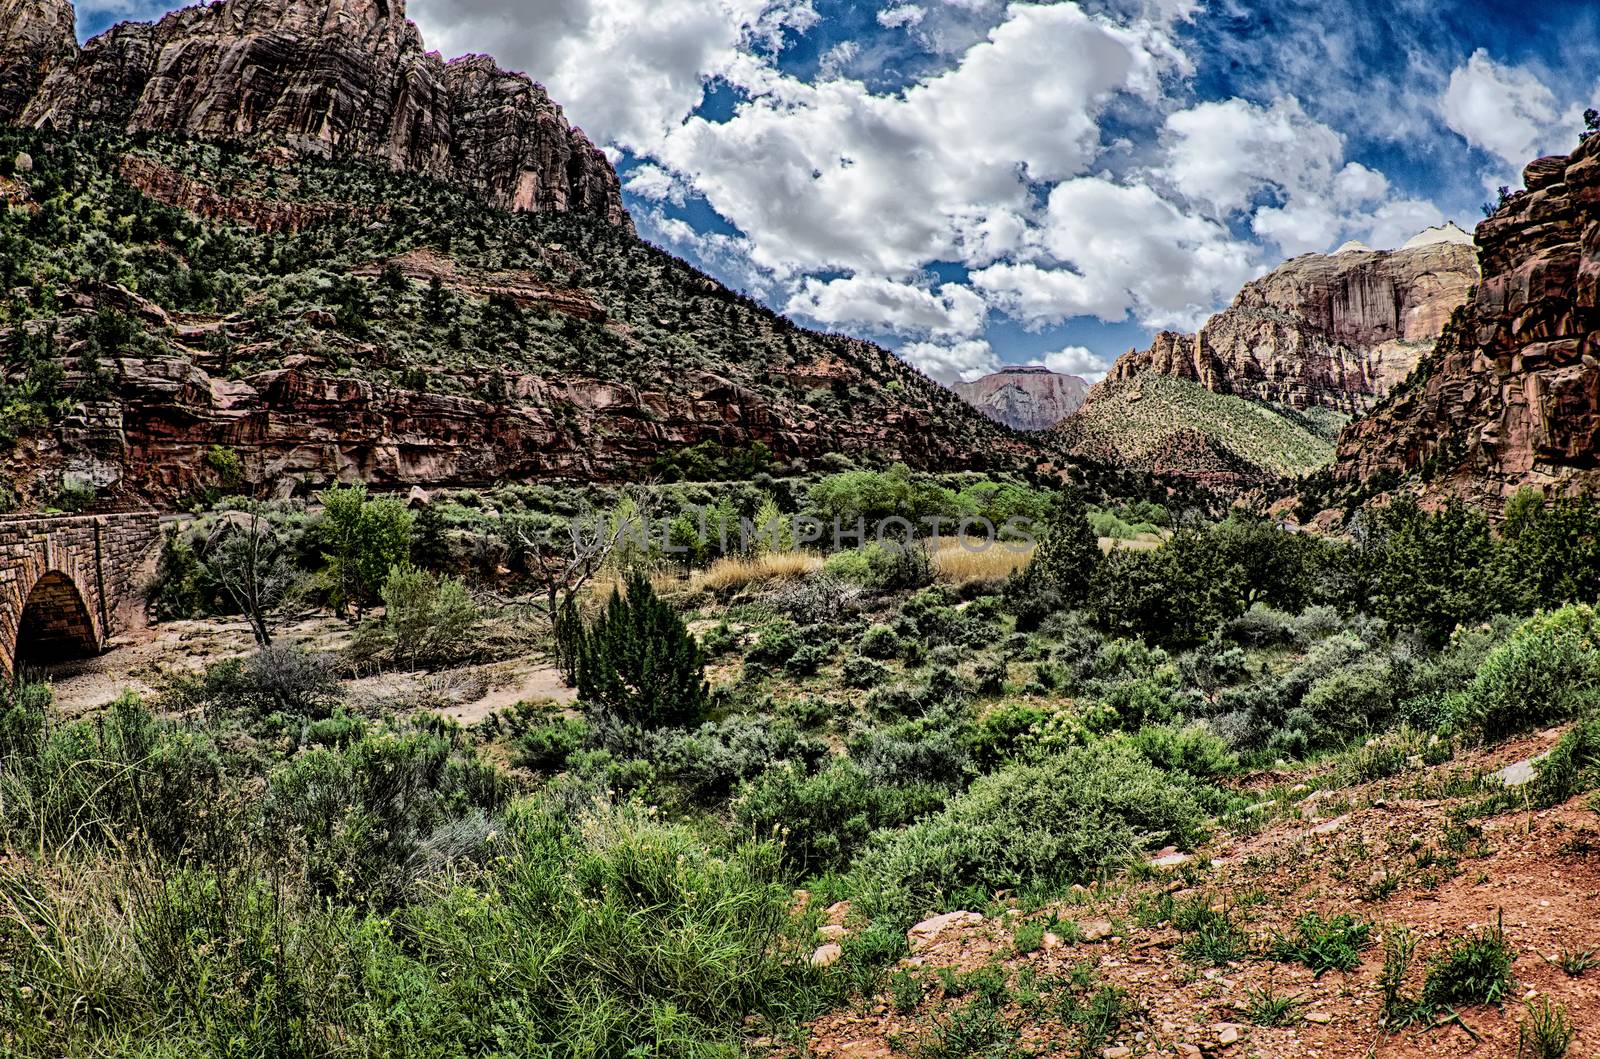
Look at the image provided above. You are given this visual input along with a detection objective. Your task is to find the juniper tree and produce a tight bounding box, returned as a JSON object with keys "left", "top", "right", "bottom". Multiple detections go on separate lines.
{"left": 576, "top": 571, "right": 708, "bottom": 729}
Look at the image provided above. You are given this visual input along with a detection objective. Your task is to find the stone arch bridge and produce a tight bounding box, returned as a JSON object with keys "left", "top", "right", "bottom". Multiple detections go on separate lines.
{"left": 0, "top": 511, "right": 161, "bottom": 680}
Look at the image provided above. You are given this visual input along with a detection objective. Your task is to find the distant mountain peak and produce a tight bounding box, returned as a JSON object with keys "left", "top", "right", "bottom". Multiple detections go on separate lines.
{"left": 951, "top": 367, "right": 1089, "bottom": 431}
{"left": 1401, "top": 222, "right": 1474, "bottom": 250}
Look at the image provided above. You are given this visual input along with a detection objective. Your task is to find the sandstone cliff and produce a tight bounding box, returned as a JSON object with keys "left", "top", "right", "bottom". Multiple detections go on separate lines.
{"left": 0, "top": 0, "right": 76, "bottom": 122}
{"left": 1100, "top": 231, "right": 1479, "bottom": 414}
{"left": 5, "top": 0, "right": 629, "bottom": 228}
{"left": 1331, "top": 140, "right": 1600, "bottom": 507}
{"left": 951, "top": 366, "right": 1089, "bottom": 431}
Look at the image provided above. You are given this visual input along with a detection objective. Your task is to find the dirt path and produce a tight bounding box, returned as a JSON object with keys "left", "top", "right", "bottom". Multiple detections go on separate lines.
{"left": 36, "top": 615, "right": 574, "bottom": 725}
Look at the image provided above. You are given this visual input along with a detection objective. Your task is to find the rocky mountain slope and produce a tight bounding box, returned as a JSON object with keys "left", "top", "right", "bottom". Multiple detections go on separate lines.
{"left": 1101, "top": 229, "right": 1479, "bottom": 414}
{"left": 1330, "top": 139, "right": 1600, "bottom": 508}
{"left": 0, "top": 128, "right": 1037, "bottom": 507}
{"left": 0, "top": 0, "right": 75, "bottom": 123}
{"left": 951, "top": 366, "right": 1089, "bottom": 431}
{"left": 2, "top": 0, "right": 628, "bottom": 227}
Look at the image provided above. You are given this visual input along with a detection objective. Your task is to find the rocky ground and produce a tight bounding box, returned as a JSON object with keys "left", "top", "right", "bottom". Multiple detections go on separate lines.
{"left": 795, "top": 730, "right": 1599, "bottom": 1058}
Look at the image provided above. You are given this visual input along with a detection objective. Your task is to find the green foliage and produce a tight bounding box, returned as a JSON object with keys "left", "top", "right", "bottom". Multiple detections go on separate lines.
{"left": 513, "top": 715, "right": 587, "bottom": 771}
{"left": 1379, "top": 928, "right": 1424, "bottom": 1027}
{"left": 651, "top": 438, "right": 776, "bottom": 482}
{"left": 1125, "top": 723, "right": 1238, "bottom": 778}
{"left": 1268, "top": 912, "right": 1372, "bottom": 974}
{"left": 0, "top": 691, "right": 219, "bottom": 855}
{"left": 264, "top": 725, "right": 504, "bottom": 907}
{"left": 734, "top": 758, "right": 945, "bottom": 877}
{"left": 854, "top": 745, "right": 1207, "bottom": 927}
{"left": 576, "top": 571, "right": 709, "bottom": 729}
{"left": 379, "top": 565, "right": 481, "bottom": 669}
{"left": 1527, "top": 714, "right": 1600, "bottom": 808}
{"left": 1421, "top": 913, "right": 1515, "bottom": 1009}
{"left": 1502, "top": 491, "right": 1600, "bottom": 612}
{"left": 1091, "top": 529, "right": 1246, "bottom": 648}
{"left": 1003, "top": 490, "right": 1101, "bottom": 630}
{"left": 1364, "top": 498, "right": 1510, "bottom": 646}
{"left": 1245, "top": 983, "right": 1302, "bottom": 1027}
{"left": 316, "top": 485, "right": 414, "bottom": 613}
{"left": 1179, "top": 907, "right": 1250, "bottom": 965}
{"left": 1519, "top": 998, "right": 1576, "bottom": 1059}
{"left": 1453, "top": 605, "right": 1600, "bottom": 740}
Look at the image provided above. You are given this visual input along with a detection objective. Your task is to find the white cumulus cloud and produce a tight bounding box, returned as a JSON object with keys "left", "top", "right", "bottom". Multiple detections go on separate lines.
{"left": 1440, "top": 49, "right": 1563, "bottom": 172}
{"left": 785, "top": 275, "right": 987, "bottom": 338}
{"left": 900, "top": 338, "right": 1000, "bottom": 382}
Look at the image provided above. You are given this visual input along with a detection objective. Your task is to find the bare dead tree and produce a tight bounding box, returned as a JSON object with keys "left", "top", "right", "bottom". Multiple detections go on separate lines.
{"left": 203, "top": 504, "right": 305, "bottom": 648}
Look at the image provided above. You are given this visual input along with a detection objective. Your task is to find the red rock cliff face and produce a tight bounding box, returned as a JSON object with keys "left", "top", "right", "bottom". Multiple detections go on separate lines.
{"left": 8, "top": 0, "right": 629, "bottom": 228}
{"left": 951, "top": 367, "right": 1089, "bottom": 431}
{"left": 1332, "top": 140, "right": 1600, "bottom": 507}
{"left": 0, "top": 0, "right": 76, "bottom": 122}
{"left": 1102, "top": 236, "right": 1479, "bottom": 413}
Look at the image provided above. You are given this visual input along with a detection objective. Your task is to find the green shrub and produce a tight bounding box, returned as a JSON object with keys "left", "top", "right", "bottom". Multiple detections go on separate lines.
{"left": 576, "top": 571, "right": 709, "bottom": 729}
{"left": 1300, "top": 660, "right": 1397, "bottom": 741}
{"left": 514, "top": 716, "right": 587, "bottom": 771}
{"left": 865, "top": 541, "right": 935, "bottom": 591}
{"left": 264, "top": 726, "right": 505, "bottom": 907}
{"left": 747, "top": 624, "right": 801, "bottom": 666}
{"left": 1126, "top": 723, "right": 1237, "bottom": 777}
{"left": 0, "top": 680, "right": 49, "bottom": 760}
{"left": 842, "top": 653, "right": 889, "bottom": 689}
{"left": 1528, "top": 715, "right": 1600, "bottom": 808}
{"left": 734, "top": 758, "right": 945, "bottom": 877}
{"left": 853, "top": 745, "right": 1207, "bottom": 927}
{"left": 1365, "top": 497, "right": 1511, "bottom": 646}
{"left": 380, "top": 565, "right": 482, "bottom": 669}
{"left": 859, "top": 623, "right": 901, "bottom": 659}
{"left": 242, "top": 642, "right": 340, "bottom": 715}
{"left": 823, "top": 547, "right": 873, "bottom": 584}
{"left": 1453, "top": 605, "right": 1600, "bottom": 740}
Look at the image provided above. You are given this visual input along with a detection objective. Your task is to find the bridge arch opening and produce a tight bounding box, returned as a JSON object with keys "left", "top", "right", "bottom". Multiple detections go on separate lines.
{"left": 13, "top": 571, "right": 99, "bottom": 672}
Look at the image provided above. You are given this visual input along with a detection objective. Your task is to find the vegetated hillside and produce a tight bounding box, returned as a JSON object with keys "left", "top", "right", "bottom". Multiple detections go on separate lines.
{"left": 1328, "top": 134, "right": 1600, "bottom": 512}
{"left": 7, "top": 476, "right": 1600, "bottom": 1056}
{"left": 1056, "top": 374, "right": 1345, "bottom": 493}
{"left": 0, "top": 129, "right": 1043, "bottom": 508}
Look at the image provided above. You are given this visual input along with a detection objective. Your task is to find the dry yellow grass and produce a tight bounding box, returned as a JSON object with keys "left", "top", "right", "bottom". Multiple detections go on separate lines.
{"left": 689, "top": 551, "right": 825, "bottom": 592}
{"left": 932, "top": 542, "right": 1034, "bottom": 585}
{"left": 1101, "top": 532, "right": 1166, "bottom": 553}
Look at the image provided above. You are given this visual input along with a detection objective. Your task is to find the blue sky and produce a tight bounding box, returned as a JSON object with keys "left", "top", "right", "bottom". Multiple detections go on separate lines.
{"left": 77, "top": 0, "right": 1600, "bottom": 381}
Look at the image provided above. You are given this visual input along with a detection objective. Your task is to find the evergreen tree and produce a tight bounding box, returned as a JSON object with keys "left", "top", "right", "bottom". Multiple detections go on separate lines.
{"left": 576, "top": 572, "right": 709, "bottom": 728}
{"left": 1004, "top": 489, "right": 1102, "bottom": 630}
